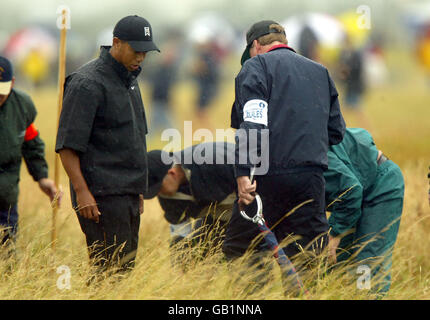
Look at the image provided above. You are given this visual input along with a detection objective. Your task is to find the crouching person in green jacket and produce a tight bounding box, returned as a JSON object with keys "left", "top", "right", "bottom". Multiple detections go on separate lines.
{"left": 325, "top": 128, "right": 404, "bottom": 295}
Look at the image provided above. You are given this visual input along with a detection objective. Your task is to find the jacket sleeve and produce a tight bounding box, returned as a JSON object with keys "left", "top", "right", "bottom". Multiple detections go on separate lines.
{"left": 55, "top": 75, "right": 102, "bottom": 153}
{"left": 159, "top": 197, "right": 206, "bottom": 224}
{"left": 326, "top": 70, "right": 346, "bottom": 146}
{"left": 325, "top": 151, "right": 363, "bottom": 237}
{"left": 22, "top": 134, "right": 48, "bottom": 182}
{"left": 233, "top": 58, "right": 269, "bottom": 178}
{"left": 21, "top": 96, "right": 48, "bottom": 182}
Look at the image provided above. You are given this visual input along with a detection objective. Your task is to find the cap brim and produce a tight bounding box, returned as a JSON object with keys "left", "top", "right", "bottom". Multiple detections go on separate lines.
{"left": 144, "top": 149, "right": 173, "bottom": 199}
{"left": 240, "top": 45, "right": 251, "bottom": 66}
{"left": 128, "top": 40, "right": 160, "bottom": 53}
{"left": 0, "top": 81, "right": 12, "bottom": 95}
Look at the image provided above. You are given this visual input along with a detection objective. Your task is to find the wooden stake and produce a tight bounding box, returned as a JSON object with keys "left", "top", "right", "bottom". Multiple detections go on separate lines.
{"left": 52, "top": 9, "right": 68, "bottom": 250}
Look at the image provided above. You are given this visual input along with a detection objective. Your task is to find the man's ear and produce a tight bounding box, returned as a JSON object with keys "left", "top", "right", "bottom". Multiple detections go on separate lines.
{"left": 11, "top": 76, "right": 15, "bottom": 89}
{"left": 253, "top": 39, "right": 261, "bottom": 52}
{"left": 112, "top": 37, "right": 121, "bottom": 49}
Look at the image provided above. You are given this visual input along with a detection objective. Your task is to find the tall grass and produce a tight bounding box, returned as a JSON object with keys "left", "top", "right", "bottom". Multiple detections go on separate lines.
{"left": 1, "top": 48, "right": 429, "bottom": 299}
{"left": 1, "top": 158, "right": 428, "bottom": 300}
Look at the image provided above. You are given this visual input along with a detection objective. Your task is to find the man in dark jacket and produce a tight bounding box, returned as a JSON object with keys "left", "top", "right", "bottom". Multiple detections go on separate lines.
{"left": 144, "top": 142, "right": 269, "bottom": 257}
{"left": 230, "top": 20, "right": 345, "bottom": 264}
{"left": 56, "top": 15, "right": 159, "bottom": 272}
{"left": 0, "top": 56, "right": 60, "bottom": 249}
{"left": 144, "top": 142, "right": 271, "bottom": 288}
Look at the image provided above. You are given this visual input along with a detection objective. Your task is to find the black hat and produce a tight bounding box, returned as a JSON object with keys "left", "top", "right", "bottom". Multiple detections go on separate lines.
{"left": 241, "top": 20, "right": 285, "bottom": 65}
{"left": 0, "top": 56, "right": 13, "bottom": 95}
{"left": 144, "top": 150, "right": 172, "bottom": 199}
{"left": 113, "top": 15, "right": 160, "bottom": 53}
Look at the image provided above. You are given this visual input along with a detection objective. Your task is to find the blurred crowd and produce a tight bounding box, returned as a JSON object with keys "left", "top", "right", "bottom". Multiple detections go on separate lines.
{"left": 1, "top": 9, "right": 430, "bottom": 135}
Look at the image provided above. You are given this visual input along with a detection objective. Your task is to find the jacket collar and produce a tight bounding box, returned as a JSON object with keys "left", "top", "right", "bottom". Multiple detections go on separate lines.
{"left": 267, "top": 44, "right": 296, "bottom": 54}
{"left": 99, "top": 46, "right": 141, "bottom": 88}
{"left": 0, "top": 88, "right": 14, "bottom": 110}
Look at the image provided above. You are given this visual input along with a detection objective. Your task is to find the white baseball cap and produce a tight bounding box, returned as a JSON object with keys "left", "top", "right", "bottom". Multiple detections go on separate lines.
{"left": 0, "top": 56, "right": 13, "bottom": 95}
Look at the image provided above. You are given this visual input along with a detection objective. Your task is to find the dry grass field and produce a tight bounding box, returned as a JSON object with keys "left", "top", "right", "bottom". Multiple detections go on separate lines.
{"left": 0, "top": 48, "right": 429, "bottom": 300}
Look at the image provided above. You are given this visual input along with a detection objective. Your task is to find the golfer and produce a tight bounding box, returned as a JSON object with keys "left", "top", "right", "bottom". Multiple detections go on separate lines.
{"left": 326, "top": 128, "right": 404, "bottom": 295}
{"left": 0, "top": 56, "right": 61, "bottom": 250}
{"left": 144, "top": 142, "right": 272, "bottom": 288}
{"left": 230, "top": 20, "right": 345, "bottom": 264}
{"left": 56, "top": 15, "right": 159, "bottom": 273}
{"left": 144, "top": 142, "right": 267, "bottom": 255}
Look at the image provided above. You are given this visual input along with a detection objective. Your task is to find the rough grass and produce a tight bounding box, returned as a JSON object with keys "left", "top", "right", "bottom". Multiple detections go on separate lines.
{"left": 0, "top": 48, "right": 429, "bottom": 300}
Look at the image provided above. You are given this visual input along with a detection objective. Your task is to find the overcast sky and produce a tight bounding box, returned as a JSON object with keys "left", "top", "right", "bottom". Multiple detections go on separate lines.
{"left": 0, "top": 0, "right": 428, "bottom": 46}
{"left": 0, "top": 0, "right": 409, "bottom": 29}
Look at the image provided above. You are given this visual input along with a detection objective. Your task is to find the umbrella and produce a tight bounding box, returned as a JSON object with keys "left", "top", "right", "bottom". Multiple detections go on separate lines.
{"left": 187, "top": 12, "right": 236, "bottom": 55}
{"left": 3, "top": 26, "right": 58, "bottom": 84}
{"left": 337, "top": 11, "right": 371, "bottom": 48}
{"left": 282, "top": 13, "right": 346, "bottom": 51}
{"left": 97, "top": 27, "right": 114, "bottom": 49}
{"left": 3, "top": 26, "right": 57, "bottom": 63}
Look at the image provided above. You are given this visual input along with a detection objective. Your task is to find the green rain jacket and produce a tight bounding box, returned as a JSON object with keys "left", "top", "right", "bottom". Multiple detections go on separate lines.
{"left": 324, "top": 128, "right": 404, "bottom": 237}
{"left": 0, "top": 88, "right": 48, "bottom": 210}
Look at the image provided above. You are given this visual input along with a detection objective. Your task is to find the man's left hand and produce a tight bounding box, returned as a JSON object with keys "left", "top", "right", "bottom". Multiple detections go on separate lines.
{"left": 236, "top": 176, "right": 257, "bottom": 206}
{"left": 38, "top": 178, "right": 63, "bottom": 208}
{"left": 328, "top": 234, "right": 341, "bottom": 264}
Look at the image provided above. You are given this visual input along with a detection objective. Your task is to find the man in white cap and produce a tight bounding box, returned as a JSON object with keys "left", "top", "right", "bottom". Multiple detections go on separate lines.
{"left": 0, "top": 56, "right": 61, "bottom": 251}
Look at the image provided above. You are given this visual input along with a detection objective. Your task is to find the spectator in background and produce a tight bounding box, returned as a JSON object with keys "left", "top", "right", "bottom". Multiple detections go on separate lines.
{"left": 337, "top": 35, "right": 371, "bottom": 129}
{"left": 416, "top": 24, "right": 430, "bottom": 85}
{"left": 191, "top": 39, "right": 220, "bottom": 130}
{"left": 363, "top": 34, "right": 388, "bottom": 88}
{"left": 338, "top": 35, "right": 366, "bottom": 110}
{"left": 148, "top": 36, "right": 181, "bottom": 137}
{"left": 19, "top": 49, "right": 50, "bottom": 88}
{"left": 298, "top": 25, "right": 319, "bottom": 61}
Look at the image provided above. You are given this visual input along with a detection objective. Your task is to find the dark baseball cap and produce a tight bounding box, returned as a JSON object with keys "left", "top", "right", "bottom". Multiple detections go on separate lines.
{"left": 113, "top": 15, "right": 160, "bottom": 53}
{"left": 241, "top": 20, "right": 285, "bottom": 65}
{"left": 0, "top": 56, "right": 13, "bottom": 95}
{"left": 144, "top": 150, "right": 172, "bottom": 199}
